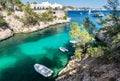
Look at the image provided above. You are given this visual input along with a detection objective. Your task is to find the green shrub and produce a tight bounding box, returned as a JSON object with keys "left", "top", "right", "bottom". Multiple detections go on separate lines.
{"left": 87, "top": 46, "right": 106, "bottom": 57}
{"left": 40, "top": 11, "right": 54, "bottom": 22}
{"left": 54, "top": 16, "right": 57, "bottom": 19}
{"left": 6, "top": 8, "right": 12, "bottom": 16}
{"left": 63, "top": 16, "right": 67, "bottom": 20}
{"left": 0, "top": 14, "right": 7, "bottom": 27}
{"left": 74, "top": 49, "right": 82, "bottom": 59}
{"left": 21, "top": 5, "right": 39, "bottom": 25}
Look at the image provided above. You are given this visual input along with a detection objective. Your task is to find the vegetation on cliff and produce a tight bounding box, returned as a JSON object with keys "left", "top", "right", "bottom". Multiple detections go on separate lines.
{"left": 40, "top": 7, "right": 55, "bottom": 22}
{"left": 56, "top": 1, "right": 120, "bottom": 81}
{"left": 0, "top": 13, "right": 7, "bottom": 27}
{"left": 0, "top": 0, "right": 23, "bottom": 11}
{"left": 69, "top": 0, "right": 120, "bottom": 62}
{"left": 21, "top": 5, "right": 40, "bottom": 26}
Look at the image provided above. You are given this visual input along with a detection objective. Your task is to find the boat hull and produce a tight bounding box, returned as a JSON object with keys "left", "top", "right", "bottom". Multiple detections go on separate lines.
{"left": 34, "top": 64, "right": 53, "bottom": 77}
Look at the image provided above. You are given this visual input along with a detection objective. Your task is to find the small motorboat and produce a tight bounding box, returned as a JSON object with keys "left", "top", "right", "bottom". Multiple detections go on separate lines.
{"left": 34, "top": 64, "right": 53, "bottom": 77}
{"left": 59, "top": 47, "right": 68, "bottom": 52}
{"left": 93, "top": 12, "right": 104, "bottom": 17}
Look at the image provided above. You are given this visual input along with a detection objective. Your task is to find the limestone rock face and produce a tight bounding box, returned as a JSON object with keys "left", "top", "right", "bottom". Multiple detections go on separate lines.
{"left": 0, "top": 11, "right": 70, "bottom": 40}
{"left": 96, "top": 30, "right": 112, "bottom": 44}
{"left": 56, "top": 56, "right": 120, "bottom": 81}
{"left": 0, "top": 28, "right": 13, "bottom": 41}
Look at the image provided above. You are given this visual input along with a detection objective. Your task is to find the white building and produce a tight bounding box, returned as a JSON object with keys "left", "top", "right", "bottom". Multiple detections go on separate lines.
{"left": 30, "top": 2, "right": 65, "bottom": 18}
{"left": 30, "top": 2, "right": 62, "bottom": 10}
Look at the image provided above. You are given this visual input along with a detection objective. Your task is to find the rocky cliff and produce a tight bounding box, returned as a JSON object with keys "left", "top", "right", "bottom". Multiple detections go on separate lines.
{"left": 0, "top": 11, "right": 70, "bottom": 41}
{"left": 56, "top": 51, "right": 120, "bottom": 81}
{"left": 0, "top": 28, "right": 13, "bottom": 41}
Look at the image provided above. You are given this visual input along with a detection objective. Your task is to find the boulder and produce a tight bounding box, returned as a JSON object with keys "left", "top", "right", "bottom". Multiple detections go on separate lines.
{"left": 0, "top": 28, "right": 13, "bottom": 41}
{"left": 96, "top": 30, "right": 112, "bottom": 44}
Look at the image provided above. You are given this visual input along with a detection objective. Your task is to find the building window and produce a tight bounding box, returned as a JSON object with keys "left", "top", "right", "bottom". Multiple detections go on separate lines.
{"left": 53, "top": 12, "right": 56, "bottom": 14}
{"left": 55, "top": 7, "right": 58, "bottom": 10}
{"left": 34, "top": 7, "right": 36, "bottom": 10}
{"left": 37, "top": 7, "right": 39, "bottom": 10}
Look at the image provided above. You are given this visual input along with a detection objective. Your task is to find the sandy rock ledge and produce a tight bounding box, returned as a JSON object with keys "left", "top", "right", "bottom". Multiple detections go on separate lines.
{"left": 0, "top": 28, "right": 13, "bottom": 41}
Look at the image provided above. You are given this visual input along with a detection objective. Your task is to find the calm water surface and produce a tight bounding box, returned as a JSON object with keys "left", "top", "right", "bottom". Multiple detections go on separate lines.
{"left": 0, "top": 10, "right": 110, "bottom": 81}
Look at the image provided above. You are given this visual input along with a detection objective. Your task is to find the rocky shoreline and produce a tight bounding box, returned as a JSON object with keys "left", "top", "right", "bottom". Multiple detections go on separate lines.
{"left": 56, "top": 55, "right": 120, "bottom": 81}
{"left": 0, "top": 28, "right": 13, "bottom": 41}
{"left": 0, "top": 17, "right": 70, "bottom": 41}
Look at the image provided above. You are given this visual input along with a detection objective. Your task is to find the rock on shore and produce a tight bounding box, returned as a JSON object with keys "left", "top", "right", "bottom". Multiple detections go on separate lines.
{"left": 0, "top": 28, "right": 13, "bottom": 41}
{"left": 95, "top": 30, "right": 112, "bottom": 44}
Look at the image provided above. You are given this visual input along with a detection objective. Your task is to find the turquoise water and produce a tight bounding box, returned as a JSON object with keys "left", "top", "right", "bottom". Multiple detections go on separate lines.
{"left": 0, "top": 24, "right": 73, "bottom": 81}
{"left": 0, "top": 10, "right": 110, "bottom": 81}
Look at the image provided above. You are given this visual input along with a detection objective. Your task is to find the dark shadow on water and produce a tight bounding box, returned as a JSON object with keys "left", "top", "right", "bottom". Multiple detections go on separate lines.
{"left": 39, "top": 47, "right": 69, "bottom": 68}
{"left": 39, "top": 47, "right": 70, "bottom": 77}
{"left": 0, "top": 23, "right": 71, "bottom": 81}
{"left": 0, "top": 47, "right": 71, "bottom": 81}
{"left": 0, "top": 55, "right": 55, "bottom": 81}
{"left": 64, "top": 42, "right": 75, "bottom": 56}
{"left": 0, "top": 24, "right": 68, "bottom": 48}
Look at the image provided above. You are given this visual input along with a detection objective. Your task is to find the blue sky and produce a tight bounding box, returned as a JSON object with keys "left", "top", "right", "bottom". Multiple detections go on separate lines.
{"left": 21, "top": 0, "right": 109, "bottom": 8}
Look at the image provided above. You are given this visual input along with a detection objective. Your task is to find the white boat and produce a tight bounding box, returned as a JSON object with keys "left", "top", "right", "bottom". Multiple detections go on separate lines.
{"left": 34, "top": 64, "right": 53, "bottom": 77}
{"left": 69, "top": 40, "right": 77, "bottom": 44}
{"left": 93, "top": 12, "right": 104, "bottom": 17}
{"left": 59, "top": 47, "right": 68, "bottom": 52}
{"left": 88, "top": 9, "right": 92, "bottom": 14}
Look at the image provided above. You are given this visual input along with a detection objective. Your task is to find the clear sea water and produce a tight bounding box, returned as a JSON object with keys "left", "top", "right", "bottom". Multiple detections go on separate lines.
{"left": 0, "top": 10, "right": 111, "bottom": 81}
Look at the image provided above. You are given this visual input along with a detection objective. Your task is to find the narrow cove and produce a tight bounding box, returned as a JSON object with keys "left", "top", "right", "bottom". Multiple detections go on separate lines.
{"left": 0, "top": 23, "right": 73, "bottom": 81}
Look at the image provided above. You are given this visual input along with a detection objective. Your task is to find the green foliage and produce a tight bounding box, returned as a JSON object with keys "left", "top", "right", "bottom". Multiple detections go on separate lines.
{"left": 54, "top": 16, "right": 57, "bottom": 19}
{"left": 40, "top": 7, "right": 54, "bottom": 22}
{"left": 6, "top": 8, "right": 12, "bottom": 15}
{"left": 87, "top": 46, "right": 105, "bottom": 57}
{"left": 112, "top": 33, "right": 120, "bottom": 47}
{"left": 0, "top": 0, "right": 7, "bottom": 9}
{"left": 21, "top": 5, "right": 39, "bottom": 25}
{"left": 40, "top": 12, "right": 53, "bottom": 22}
{"left": 8, "top": 0, "right": 24, "bottom": 11}
{"left": 74, "top": 49, "right": 82, "bottom": 59}
{"left": 0, "top": 13, "right": 7, "bottom": 27}
{"left": 101, "top": 0, "right": 120, "bottom": 37}
{"left": 0, "top": 0, "right": 23, "bottom": 11}
{"left": 79, "top": 25, "right": 93, "bottom": 44}
{"left": 16, "top": 1, "right": 24, "bottom": 11}
{"left": 70, "top": 22, "right": 93, "bottom": 58}
{"left": 83, "top": 17, "right": 96, "bottom": 36}
{"left": 104, "top": 0, "right": 119, "bottom": 10}
{"left": 69, "top": 22, "right": 81, "bottom": 40}
{"left": 63, "top": 15, "right": 67, "bottom": 20}
{"left": 97, "top": 46, "right": 120, "bottom": 64}
{"left": 69, "top": 22, "right": 93, "bottom": 43}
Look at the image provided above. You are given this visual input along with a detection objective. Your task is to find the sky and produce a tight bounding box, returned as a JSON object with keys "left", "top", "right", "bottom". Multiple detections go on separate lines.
{"left": 21, "top": 0, "right": 109, "bottom": 8}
